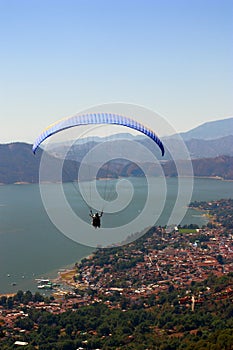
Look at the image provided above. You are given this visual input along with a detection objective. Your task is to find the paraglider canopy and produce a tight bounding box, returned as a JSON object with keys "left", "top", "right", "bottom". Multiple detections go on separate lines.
{"left": 32, "top": 112, "right": 165, "bottom": 156}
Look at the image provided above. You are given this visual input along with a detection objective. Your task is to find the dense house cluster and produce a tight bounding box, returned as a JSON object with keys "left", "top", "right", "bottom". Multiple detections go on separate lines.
{"left": 74, "top": 225, "right": 233, "bottom": 301}
{"left": 51, "top": 199, "right": 233, "bottom": 305}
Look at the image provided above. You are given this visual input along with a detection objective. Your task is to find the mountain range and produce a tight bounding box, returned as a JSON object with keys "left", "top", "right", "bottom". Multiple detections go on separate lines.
{"left": 178, "top": 117, "right": 233, "bottom": 140}
{"left": 45, "top": 117, "right": 233, "bottom": 161}
{"left": 0, "top": 117, "right": 233, "bottom": 184}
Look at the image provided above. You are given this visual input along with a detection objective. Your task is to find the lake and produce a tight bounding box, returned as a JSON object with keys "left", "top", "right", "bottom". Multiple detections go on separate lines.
{"left": 0, "top": 177, "right": 233, "bottom": 294}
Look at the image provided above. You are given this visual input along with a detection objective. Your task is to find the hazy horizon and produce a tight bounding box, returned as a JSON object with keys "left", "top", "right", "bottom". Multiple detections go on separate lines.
{"left": 1, "top": 115, "right": 232, "bottom": 146}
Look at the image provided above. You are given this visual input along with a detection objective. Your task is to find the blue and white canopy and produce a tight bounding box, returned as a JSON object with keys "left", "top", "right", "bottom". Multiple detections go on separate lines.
{"left": 32, "top": 113, "right": 164, "bottom": 156}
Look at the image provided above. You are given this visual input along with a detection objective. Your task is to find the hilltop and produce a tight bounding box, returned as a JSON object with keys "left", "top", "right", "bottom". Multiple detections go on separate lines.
{"left": 178, "top": 116, "right": 233, "bottom": 140}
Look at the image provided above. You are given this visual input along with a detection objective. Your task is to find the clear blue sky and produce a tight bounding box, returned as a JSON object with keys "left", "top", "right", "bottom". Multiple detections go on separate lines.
{"left": 0, "top": 0, "right": 232, "bottom": 143}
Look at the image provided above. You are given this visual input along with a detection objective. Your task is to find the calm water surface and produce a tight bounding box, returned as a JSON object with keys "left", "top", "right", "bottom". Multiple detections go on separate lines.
{"left": 0, "top": 177, "right": 232, "bottom": 293}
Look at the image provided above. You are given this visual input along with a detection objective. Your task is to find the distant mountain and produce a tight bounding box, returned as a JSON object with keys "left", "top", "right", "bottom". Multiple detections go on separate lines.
{"left": 192, "top": 155, "right": 233, "bottom": 180}
{"left": 46, "top": 117, "right": 233, "bottom": 161}
{"left": 98, "top": 155, "right": 233, "bottom": 180}
{"left": 161, "top": 155, "right": 233, "bottom": 180}
{"left": 185, "top": 135, "right": 233, "bottom": 159}
{"left": 0, "top": 143, "right": 41, "bottom": 184}
{"left": 0, "top": 143, "right": 82, "bottom": 184}
{"left": 0, "top": 118, "right": 233, "bottom": 184}
{"left": 179, "top": 117, "right": 233, "bottom": 141}
{"left": 45, "top": 133, "right": 139, "bottom": 149}
{"left": 0, "top": 142, "right": 233, "bottom": 183}
{"left": 162, "top": 134, "right": 233, "bottom": 159}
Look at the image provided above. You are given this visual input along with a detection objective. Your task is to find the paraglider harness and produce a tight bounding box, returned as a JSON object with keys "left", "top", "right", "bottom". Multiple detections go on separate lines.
{"left": 89, "top": 210, "right": 103, "bottom": 228}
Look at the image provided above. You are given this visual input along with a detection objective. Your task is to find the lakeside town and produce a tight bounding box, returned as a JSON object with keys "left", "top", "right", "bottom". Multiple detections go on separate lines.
{"left": 52, "top": 199, "right": 233, "bottom": 300}
{"left": 1, "top": 199, "right": 233, "bottom": 348}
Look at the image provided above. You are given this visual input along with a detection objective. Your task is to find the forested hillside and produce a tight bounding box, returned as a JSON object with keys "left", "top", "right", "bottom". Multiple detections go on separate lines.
{"left": 1, "top": 143, "right": 233, "bottom": 183}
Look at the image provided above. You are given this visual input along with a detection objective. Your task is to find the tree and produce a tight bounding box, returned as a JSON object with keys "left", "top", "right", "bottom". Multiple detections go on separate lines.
{"left": 15, "top": 316, "right": 34, "bottom": 331}
{"left": 98, "top": 322, "right": 111, "bottom": 336}
{"left": 14, "top": 290, "right": 24, "bottom": 303}
{"left": 24, "top": 290, "right": 33, "bottom": 304}
{"left": 34, "top": 292, "right": 44, "bottom": 302}
{"left": 65, "top": 324, "right": 73, "bottom": 337}
{"left": 0, "top": 296, "right": 7, "bottom": 307}
{"left": 6, "top": 297, "right": 13, "bottom": 309}
{"left": 216, "top": 254, "right": 224, "bottom": 265}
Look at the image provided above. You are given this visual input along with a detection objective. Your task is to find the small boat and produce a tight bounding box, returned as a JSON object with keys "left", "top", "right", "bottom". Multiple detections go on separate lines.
{"left": 38, "top": 284, "right": 52, "bottom": 290}
{"left": 36, "top": 279, "right": 50, "bottom": 284}
{"left": 37, "top": 278, "right": 53, "bottom": 290}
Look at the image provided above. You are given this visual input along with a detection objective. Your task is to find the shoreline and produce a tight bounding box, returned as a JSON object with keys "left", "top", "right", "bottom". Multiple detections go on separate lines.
{"left": 51, "top": 253, "right": 95, "bottom": 290}
{"left": 0, "top": 176, "right": 233, "bottom": 186}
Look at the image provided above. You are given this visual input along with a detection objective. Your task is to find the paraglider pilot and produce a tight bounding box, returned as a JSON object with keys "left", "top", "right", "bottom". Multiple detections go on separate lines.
{"left": 89, "top": 210, "right": 103, "bottom": 228}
